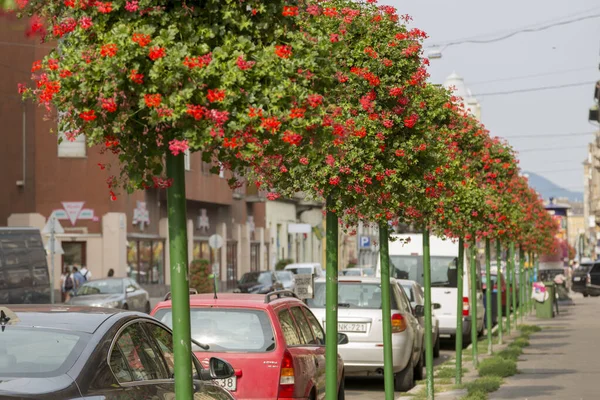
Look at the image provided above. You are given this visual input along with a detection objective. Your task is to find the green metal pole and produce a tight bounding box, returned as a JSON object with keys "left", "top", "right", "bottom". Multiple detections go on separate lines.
{"left": 455, "top": 238, "right": 464, "bottom": 385}
{"left": 470, "top": 244, "right": 478, "bottom": 368}
{"left": 379, "top": 223, "right": 394, "bottom": 400}
{"left": 496, "top": 239, "right": 503, "bottom": 345}
{"left": 511, "top": 243, "right": 518, "bottom": 327}
{"left": 505, "top": 243, "right": 512, "bottom": 336}
{"left": 485, "top": 238, "right": 493, "bottom": 354}
{"left": 422, "top": 229, "right": 434, "bottom": 400}
{"left": 325, "top": 209, "right": 339, "bottom": 400}
{"left": 519, "top": 246, "right": 525, "bottom": 324}
{"left": 166, "top": 151, "right": 193, "bottom": 400}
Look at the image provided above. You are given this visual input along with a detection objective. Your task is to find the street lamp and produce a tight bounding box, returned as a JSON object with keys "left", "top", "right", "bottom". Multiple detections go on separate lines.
{"left": 428, "top": 47, "right": 443, "bottom": 59}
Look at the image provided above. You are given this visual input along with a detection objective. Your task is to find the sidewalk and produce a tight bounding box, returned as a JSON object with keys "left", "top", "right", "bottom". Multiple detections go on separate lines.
{"left": 490, "top": 294, "right": 599, "bottom": 399}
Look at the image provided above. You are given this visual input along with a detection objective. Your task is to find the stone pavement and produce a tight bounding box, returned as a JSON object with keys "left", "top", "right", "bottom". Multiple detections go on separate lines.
{"left": 490, "top": 293, "right": 599, "bottom": 400}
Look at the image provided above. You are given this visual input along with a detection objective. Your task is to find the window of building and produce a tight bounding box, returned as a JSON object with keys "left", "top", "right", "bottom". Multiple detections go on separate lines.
{"left": 127, "top": 239, "right": 165, "bottom": 285}
{"left": 62, "top": 242, "right": 86, "bottom": 272}
{"left": 192, "top": 241, "right": 213, "bottom": 263}
{"left": 57, "top": 112, "right": 86, "bottom": 158}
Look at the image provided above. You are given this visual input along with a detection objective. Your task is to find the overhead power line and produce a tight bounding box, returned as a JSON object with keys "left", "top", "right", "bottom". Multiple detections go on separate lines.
{"left": 468, "top": 66, "right": 598, "bottom": 87}
{"left": 503, "top": 131, "right": 595, "bottom": 139}
{"left": 517, "top": 144, "right": 587, "bottom": 153}
{"left": 472, "top": 81, "right": 596, "bottom": 97}
{"left": 429, "top": 11, "right": 600, "bottom": 49}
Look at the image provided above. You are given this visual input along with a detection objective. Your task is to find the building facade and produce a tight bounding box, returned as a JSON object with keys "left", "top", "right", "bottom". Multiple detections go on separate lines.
{"left": 0, "top": 18, "right": 269, "bottom": 297}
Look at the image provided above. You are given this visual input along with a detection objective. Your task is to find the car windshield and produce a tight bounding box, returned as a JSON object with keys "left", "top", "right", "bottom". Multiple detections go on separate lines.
{"left": 307, "top": 282, "right": 398, "bottom": 309}
{"left": 390, "top": 255, "right": 458, "bottom": 288}
{"left": 76, "top": 279, "right": 123, "bottom": 295}
{"left": 287, "top": 267, "right": 313, "bottom": 275}
{"left": 154, "top": 308, "right": 276, "bottom": 353}
{"left": 275, "top": 271, "right": 293, "bottom": 283}
{"left": 0, "top": 327, "right": 88, "bottom": 377}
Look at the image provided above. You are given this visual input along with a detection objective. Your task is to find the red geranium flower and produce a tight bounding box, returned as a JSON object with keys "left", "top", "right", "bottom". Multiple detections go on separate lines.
{"left": 236, "top": 55, "right": 255, "bottom": 71}
{"left": 148, "top": 46, "right": 166, "bottom": 61}
{"left": 100, "top": 44, "right": 118, "bottom": 57}
{"left": 144, "top": 94, "right": 162, "bottom": 108}
{"left": 186, "top": 105, "right": 205, "bottom": 120}
{"left": 132, "top": 33, "right": 152, "bottom": 47}
{"left": 129, "top": 70, "right": 144, "bottom": 84}
{"left": 206, "top": 89, "right": 226, "bottom": 103}
{"left": 95, "top": 1, "right": 113, "bottom": 13}
{"left": 101, "top": 98, "right": 117, "bottom": 113}
{"left": 282, "top": 6, "right": 298, "bottom": 16}
{"left": 274, "top": 45, "right": 292, "bottom": 59}
{"left": 79, "top": 110, "right": 97, "bottom": 122}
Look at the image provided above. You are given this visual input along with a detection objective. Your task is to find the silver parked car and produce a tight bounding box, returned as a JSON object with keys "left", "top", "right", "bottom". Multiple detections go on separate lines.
{"left": 275, "top": 270, "right": 296, "bottom": 290}
{"left": 66, "top": 278, "right": 151, "bottom": 313}
{"left": 398, "top": 279, "right": 441, "bottom": 358}
{"left": 307, "top": 276, "right": 424, "bottom": 392}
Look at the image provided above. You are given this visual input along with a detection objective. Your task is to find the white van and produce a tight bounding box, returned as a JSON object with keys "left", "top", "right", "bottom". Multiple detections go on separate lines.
{"left": 284, "top": 263, "right": 325, "bottom": 279}
{"left": 376, "top": 234, "right": 484, "bottom": 343}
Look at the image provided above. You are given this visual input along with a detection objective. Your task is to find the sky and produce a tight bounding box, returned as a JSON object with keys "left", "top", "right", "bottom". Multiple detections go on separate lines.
{"left": 384, "top": 0, "right": 600, "bottom": 194}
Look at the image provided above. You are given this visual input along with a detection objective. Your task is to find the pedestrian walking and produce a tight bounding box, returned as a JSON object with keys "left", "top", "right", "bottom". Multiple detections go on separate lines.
{"left": 72, "top": 266, "right": 86, "bottom": 291}
{"left": 61, "top": 265, "right": 74, "bottom": 302}
{"left": 80, "top": 265, "right": 92, "bottom": 281}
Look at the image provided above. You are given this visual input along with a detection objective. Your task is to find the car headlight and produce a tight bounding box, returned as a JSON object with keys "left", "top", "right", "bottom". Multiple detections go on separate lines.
{"left": 102, "top": 301, "right": 121, "bottom": 308}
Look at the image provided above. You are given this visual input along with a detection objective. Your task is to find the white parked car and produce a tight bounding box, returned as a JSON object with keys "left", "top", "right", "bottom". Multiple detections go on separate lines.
{"left": 307, "top": 276, "right": 424, "bottom": 391}
{"left": 284, "top": 262, "right": 325, "bottom": 278}
{"left": 398, "top": 279, "right": 441, "bottom": 358}
{"left": 376, "top": 234, "right": 485, "bottom": 344}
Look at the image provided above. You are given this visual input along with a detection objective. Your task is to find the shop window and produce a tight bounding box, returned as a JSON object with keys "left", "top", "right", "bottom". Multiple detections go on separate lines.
{"left": 193, "top": 241, "right": 213, "bottom": 264}
{"left": 127, "top": 239, "right": 165, "bottom": 285}
{"left": 62, "top": 242, "right": 86, "bottom": 272}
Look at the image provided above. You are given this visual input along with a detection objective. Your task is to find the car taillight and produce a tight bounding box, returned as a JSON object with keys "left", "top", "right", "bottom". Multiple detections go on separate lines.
{"left": 462, "top": 297, "right": 470, "bottom": 317}
{"left": 278, "top": 350, "right": 295, "bottom": 397}
{"left": 391, "top": 313, "right": 407, "bottom": 333}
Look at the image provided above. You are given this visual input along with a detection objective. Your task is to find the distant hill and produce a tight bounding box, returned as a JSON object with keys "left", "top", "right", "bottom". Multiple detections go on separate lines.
{"left": 524, "top": 171, "right": 583, "bottom": 202}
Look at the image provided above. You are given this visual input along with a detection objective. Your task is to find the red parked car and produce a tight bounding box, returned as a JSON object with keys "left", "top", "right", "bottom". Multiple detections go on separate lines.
{"left": 151, "top": 291, "right": 347, "bottom": 400}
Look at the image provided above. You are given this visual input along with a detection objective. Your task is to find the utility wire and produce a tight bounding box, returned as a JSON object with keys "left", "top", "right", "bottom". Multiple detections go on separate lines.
{"left": 468, "top": 66, "right": 598, "bottom": 86}
{"left": 472, "top": 81, "right": 596, "bottom": 97}
{"left": 517, "top": 145, "right": 587, "bottom": 153}
{"left": 503, "top": 131, "right": 595, "bottom": 139}
{"left": 429, "top": 11, "right": 600, "bottom": 49}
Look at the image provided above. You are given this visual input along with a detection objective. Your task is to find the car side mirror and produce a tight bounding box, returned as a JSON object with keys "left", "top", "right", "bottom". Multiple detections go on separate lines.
{"left": 414, "top": 304, "right": 425, "bottom": 317}
{"left": 433, "top": 303, "right": 441, "bottom": 310}
{"left": 207, "top": 357, "right": 234, "bottom": 380}
{"left": 337, "top": 333, "right": 349, "bottom": 345}
{"left": 126, "top": 286, "right": 135, "bottom": 293}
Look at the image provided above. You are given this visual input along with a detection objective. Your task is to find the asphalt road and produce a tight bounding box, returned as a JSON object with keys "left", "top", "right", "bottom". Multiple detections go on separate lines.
{"left": 345, "top": 340, "right": 456, "bottom": 399}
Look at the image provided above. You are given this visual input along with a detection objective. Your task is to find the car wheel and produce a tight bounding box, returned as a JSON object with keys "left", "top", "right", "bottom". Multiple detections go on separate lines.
{"left": 413, "top": 351, "right": 424, "bottom": 381}
{"left": 584, "top": 293, "right": 590, "bottom": 297}
{"left": 337, "top": 374, "right": 345, "bottom": 400}
{"left": 477, "top": 324, "right": 484, "bottom": 337}
{"left": 122, "top": 303, "right": 129, "bottom": 310}
{"left": 145, "top": 301, "right": 151, "bottom": 314}
{"left": 433, "top": 333, "right": 441, "bottom": 358}
{"left": 462, "top": 333, "right": 472, "bottom": 347}
{"left": 394, "top": 359, "right": 414, "bottom": 392}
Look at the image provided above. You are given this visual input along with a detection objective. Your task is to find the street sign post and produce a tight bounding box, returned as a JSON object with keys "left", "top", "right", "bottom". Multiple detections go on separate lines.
{"left": 42, "top": 216, "right": 64, "bottom": 304}
{"left": 293, "top": 274, "right": 314, "bottom": 299}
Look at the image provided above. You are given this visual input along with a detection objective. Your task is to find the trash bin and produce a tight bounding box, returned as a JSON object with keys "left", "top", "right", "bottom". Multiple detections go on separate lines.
{"left": 535, "top": 282, "right": 555, "bottom": 319}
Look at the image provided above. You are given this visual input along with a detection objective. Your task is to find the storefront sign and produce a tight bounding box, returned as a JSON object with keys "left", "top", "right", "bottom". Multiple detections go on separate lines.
{"left": 294, "top": 274, "right": 314, "bottom": 299}
{"left": 52, "top": 202, "right": 96, "bottom": 225}
{"left": 132, "top": 201, "right": 150, "bottom": 230}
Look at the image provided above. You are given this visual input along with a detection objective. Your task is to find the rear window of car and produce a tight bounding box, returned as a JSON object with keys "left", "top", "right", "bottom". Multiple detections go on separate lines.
{"left": 0, "top": 327, "right": 88, "bottom": 377}
{"left": 287, "top": 267, "right": 313, "bottom": 275}
{"left": 307, "top": 282, "right": 398, "bottom": 310}
{"left": 154, "top": 307, "right": 276, "bottom": 353}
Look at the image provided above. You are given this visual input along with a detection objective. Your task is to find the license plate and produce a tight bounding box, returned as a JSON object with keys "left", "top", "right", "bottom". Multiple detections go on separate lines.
{"left": 338, "top": 322, "right": 368, "bottom": 332}
{"left": 213, "top": 377, "right": 237, "bottom": 392}
{"left": 574, "top": 277, "right": 581, "bottom": 282}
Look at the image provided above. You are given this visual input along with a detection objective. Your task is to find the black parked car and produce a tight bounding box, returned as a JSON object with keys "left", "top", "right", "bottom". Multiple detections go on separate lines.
{"left": 0, "top": 305, "right": 235, "bottom": 399}
{"left": 236, "top": 271, "right": 284, "bottom": 294}
{"left": 572, "top": 263, "right": 597, "bottom": 297}
{"left": 582, "top": 263, "right": 600, "bottom": 297}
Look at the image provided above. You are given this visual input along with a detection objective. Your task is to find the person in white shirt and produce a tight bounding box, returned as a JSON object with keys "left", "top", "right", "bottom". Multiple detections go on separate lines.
{"left": 80, "top": 265, "right": 92, "bottom": 281}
